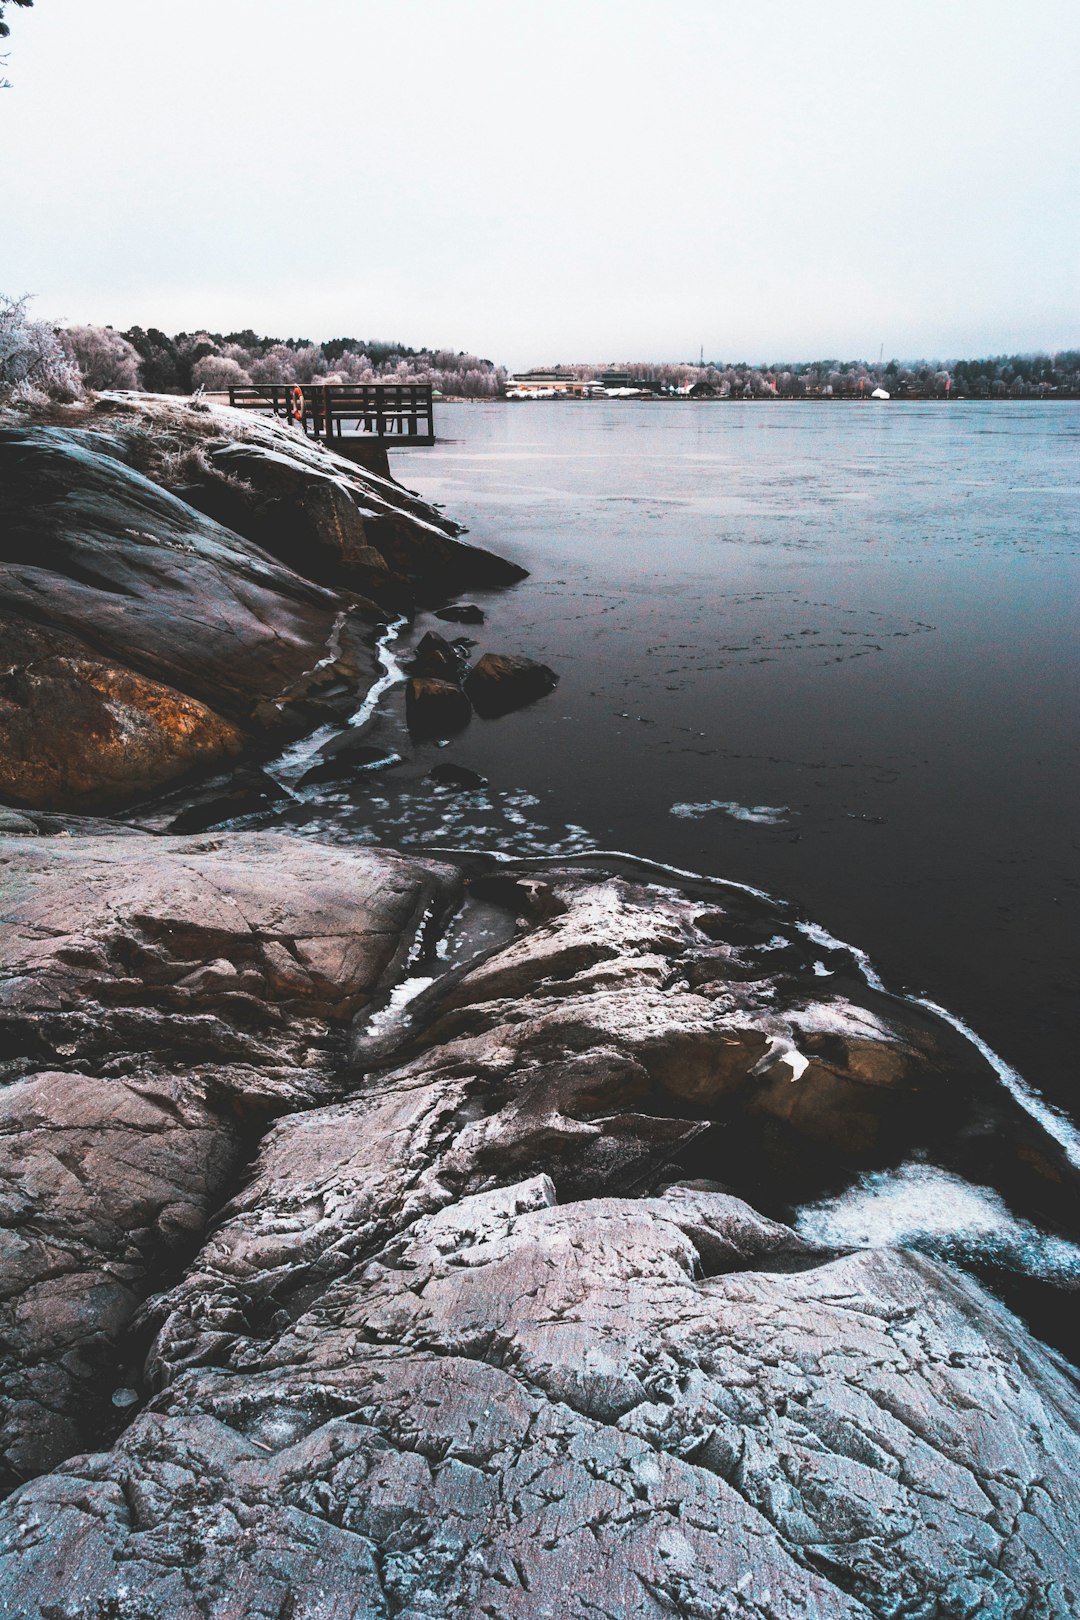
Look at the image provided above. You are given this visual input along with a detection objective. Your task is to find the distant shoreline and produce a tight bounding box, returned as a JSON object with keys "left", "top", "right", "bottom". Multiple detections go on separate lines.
{"left": 433, "top": 393, "right": 1080, "bottom": 405}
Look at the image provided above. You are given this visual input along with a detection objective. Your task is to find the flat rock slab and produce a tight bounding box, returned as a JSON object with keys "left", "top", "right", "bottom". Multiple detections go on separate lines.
{"left": 0, "top": 1069, "right": 239, "bottom": 1486}
{"left": 0, "top": 829, "right": 461, "bottom": 1067}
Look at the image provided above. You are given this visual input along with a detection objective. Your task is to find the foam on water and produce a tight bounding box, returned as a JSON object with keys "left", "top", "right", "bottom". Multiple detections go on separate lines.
{"left": 795, "top": 922, "right": 1080, "bottom": 1173}
{"left": 910, "top": 995, "right": 1080, "bottom": 1175}
{"left": 417, "top": 845, "right": 778, "bottom": 903}
{"left": 796, "top": 1162, "right": 1080, "bottom": 1284}
{"left": 349, "top": 615, "right": 410, "bottom": 731}
{"left": 671, "top": 799, "right": 791, "bottom": 825}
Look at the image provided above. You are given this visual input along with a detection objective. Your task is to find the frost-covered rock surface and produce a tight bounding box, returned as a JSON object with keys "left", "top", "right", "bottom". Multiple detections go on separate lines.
{"left": 0, "top": 828, "right": 459, "bottom": 1488}
{"left": 0, "top": 860, "right": 1077, "bottom": 1617}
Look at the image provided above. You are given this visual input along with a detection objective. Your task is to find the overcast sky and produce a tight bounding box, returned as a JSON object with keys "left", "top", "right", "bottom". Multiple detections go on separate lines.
{"left": 4, "top": 0, "right": 1079, "bottom": 367}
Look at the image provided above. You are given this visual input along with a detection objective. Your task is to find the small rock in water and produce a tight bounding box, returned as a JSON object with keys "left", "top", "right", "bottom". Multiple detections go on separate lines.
{"left": 111, "top": 1387, "right": 139, "bottom": 1410}
{"left": 298, "top": 734, "right": 401, "bottom": 786}
{"left": 406, "top": 677, "right": 472, "bottom": 739}
{"left": 408, "top": 631, "right": 466, "bottom": 682}
{"left": 464, "top": 653, "right": 559, "bottom": 718}
{"left": 435, "top": 602, "right": 485, "bottom": 625}
{"left": 428, "top": 762, "right": 489, "bottom": 791}
{"left": 167, "top": 769, "right": 290, "bottom": 834}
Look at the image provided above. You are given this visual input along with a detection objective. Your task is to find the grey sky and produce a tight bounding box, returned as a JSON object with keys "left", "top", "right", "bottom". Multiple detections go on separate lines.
{"left": 4, "top": 0, "right": 1078, "bottom": 367}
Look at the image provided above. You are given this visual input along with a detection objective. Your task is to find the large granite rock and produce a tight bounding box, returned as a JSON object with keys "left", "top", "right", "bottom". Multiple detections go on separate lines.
{"left": 0, "top": 858, "right": 1078, "bottom": 1616}
{"left": 0, "top": 829, "right": 461, "bottom": 1489}
{"left": 0, "top": 828, "right": 460, "bottom": 1087}
{"left": 0, "top": 427, "right": 377, "bottom": 730}
{"left": 2, "top": 1130, "right": 1076, "bottom": 1616}
{"left": 207, "top": 441, "right": 523, "bottom": 604}
{"left": 0, "top": 616, "right": 245, "bottom": 812}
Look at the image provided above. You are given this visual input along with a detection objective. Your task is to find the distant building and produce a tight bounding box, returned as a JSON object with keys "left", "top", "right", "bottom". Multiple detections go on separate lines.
{"left": 505, "top": 367, "right": 661, "bottom": 400}
{"left": 598, "top": 370, "right": 660, "bottom": 396}
{"left": 505, "top": 369, "right": 580, "bottom": 398}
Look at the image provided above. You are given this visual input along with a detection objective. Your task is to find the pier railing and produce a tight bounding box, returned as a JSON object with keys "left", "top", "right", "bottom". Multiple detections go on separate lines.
{"left": 227, "top": 383, "right": 435, "bottom": 446}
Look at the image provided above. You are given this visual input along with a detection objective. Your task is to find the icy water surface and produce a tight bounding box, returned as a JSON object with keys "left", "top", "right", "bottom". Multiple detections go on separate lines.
{"left": 383, "top": 400, "right": 1080, "bottom": 1126}
{"left": 238, "top": 400, "right": 1080, "bottom": 1299}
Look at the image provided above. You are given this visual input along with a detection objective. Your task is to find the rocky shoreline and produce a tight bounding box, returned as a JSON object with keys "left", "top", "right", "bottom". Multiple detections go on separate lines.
{"left": 0, "top": 398, "right": 1078, "bottom": 1617}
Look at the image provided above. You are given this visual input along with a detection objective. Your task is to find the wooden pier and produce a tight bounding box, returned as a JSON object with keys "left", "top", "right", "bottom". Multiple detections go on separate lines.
{"left": 227, "top": 383, "right": 435, "bottom": 447}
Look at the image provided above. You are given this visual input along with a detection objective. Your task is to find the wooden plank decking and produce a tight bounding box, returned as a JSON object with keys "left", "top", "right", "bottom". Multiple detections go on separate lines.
{"left": 227, "top": 383, "right": 435, "bottom": 446}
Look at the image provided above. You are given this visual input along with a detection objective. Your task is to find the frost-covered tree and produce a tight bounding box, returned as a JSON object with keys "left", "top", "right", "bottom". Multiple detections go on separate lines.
{"left": 249, "top": 342, "right": 325, "bottom": 383}
{"left": 62, "top": 324, "right": 142, "bottom": 390}
{"left": 0, "top": 293, "right": 81, "bottom": 401}
{"left": 191, "top": 353, "right": 251, "bottom": 390}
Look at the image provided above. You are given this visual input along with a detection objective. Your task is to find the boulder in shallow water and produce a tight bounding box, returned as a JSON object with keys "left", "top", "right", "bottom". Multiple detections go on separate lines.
{"left": 408, "top": 629, "right": 467, "bottom": 681}
{"left": 165, "top": 767, "right": 291, "bottom": 833}
{"left": 406, "top": 676, "right": 473, "bottom": 738}
{"left": 297, "top": 732, "right": 401, "bottom": 787}
{"left": 428, "top": 762, "right": 489, "bottom": 790}
{"left": 435, "top": 602, "right": 485, "bottom": 625}
{"left": 465, "top": 651, "right": 559, "bottom": 717}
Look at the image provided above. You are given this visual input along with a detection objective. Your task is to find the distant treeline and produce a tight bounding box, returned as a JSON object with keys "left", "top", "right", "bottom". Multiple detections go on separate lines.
{"left": 110, "top": 327, "right": 507, "bottom": 398}
{"left": 564, "top": 354, "right": 1080, "bottom": 399}
{"left": 2, "top": 294, "right": 1077, "bottom": 405}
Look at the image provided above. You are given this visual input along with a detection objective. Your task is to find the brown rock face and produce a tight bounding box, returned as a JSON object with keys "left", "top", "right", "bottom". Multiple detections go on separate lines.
{"left": 204, "top": 438, "right": 525, "bottom": 604}
{"left": 747, "top": 1033, "right": 936, "bottom": 1155}
{"left": 206, "top": 443, "right": 401, "bottom": 596}
{"left": 465, "top": 651, "right": 559, "bottom": 716}
{"left": 0, "top": 617, "right": 244, "bottom": 812}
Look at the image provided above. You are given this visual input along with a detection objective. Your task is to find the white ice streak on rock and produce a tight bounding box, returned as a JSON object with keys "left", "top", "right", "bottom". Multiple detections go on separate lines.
{"left": 364, "top": 975, "right": 439, "bottom": 1039}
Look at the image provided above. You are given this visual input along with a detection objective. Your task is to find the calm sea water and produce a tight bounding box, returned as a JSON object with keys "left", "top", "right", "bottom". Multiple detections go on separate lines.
{"left": 384, "top": 401, "right": 1080, "bottom": 1127}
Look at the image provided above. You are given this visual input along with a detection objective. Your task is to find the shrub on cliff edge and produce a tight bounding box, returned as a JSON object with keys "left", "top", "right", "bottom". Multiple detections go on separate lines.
{"left": 0, "top": 292, "right": 82, "bottom": 405}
